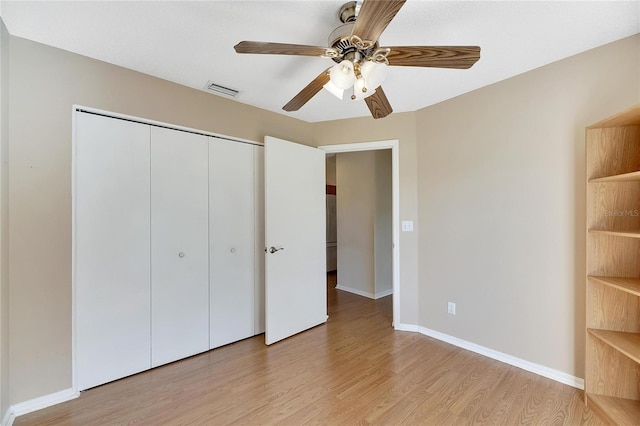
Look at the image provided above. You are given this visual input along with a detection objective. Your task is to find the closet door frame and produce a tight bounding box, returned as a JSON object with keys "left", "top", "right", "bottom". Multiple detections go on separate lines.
{"left": 72, "top": 105, "right": 262, "bottom": 392}
{"left": 318, "top": 140, "right": 401, "bottom": 328}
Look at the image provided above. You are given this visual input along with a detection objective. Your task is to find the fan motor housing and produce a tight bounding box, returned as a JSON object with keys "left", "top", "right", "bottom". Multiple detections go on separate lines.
{"left": 328, "top": 22, "right": 378, "bottom": 64}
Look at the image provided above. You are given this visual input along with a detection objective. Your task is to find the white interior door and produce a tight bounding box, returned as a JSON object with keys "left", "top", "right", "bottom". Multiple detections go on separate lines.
{"left": 209, "top": 138, "right": 256, "bottom": 348}
{"left": 264, "top": 136, "right": 326, "bottom": 345}
{"left": 150, "top": 127, "right": 209, "bottom": 367}
{"left": 75, "top": 113, "right": 151, "bottom": 390}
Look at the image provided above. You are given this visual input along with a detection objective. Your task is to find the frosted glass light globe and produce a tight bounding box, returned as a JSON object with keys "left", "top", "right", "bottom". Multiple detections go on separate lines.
{"left": 361, "top": 60, "right": 388, "bottom": 90}
{"left": 330, "top": 60, "right": 356, "bottom": 90}
{"left": 323, "top": 80, "right": 345, "bottom": 100}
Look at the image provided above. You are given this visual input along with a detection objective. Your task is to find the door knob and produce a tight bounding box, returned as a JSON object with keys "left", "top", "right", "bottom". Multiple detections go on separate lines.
{"left": 269, "top": 246, "right": 284, "bottom": 254}
{"left": 178, "top": 252, "right": 185, "bottom": 258}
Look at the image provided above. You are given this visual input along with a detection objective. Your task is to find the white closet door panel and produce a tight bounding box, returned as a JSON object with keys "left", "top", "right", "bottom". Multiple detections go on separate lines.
{"left": 75, "top": 113, "right": 151, "bottom": 391}
{"left": 254, "top": 146, "right": 265, "bottom": 334}
{"left": 210, "top": 138, "right": 255, "bottom": 348}
{"left": 151, "top": 127, "right": 209, "bottom": 367}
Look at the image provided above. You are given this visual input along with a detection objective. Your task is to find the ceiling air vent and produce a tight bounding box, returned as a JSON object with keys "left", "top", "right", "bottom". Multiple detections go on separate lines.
{"left": 204, "top": 81, "right": 241, "bottom": 99}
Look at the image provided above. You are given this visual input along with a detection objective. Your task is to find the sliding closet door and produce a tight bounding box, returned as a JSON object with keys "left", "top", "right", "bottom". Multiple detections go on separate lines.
{"left": 150, "top": 127, "right": 209, "bottom": 367}
{"left": 75, "top": 113, "right": 151, "bottom": 391}
{"left": 210, "top": 138, "right": 255, "bottom": 348}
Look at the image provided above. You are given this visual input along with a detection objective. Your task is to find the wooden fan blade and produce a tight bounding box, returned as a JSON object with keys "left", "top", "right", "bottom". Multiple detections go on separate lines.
{"left": 364, "top": 87, "right": 393, "bottom": 119}
{"left": 283, "top": 68, "right": 331, "bottom": 112}
{"left": 235, "top": 41, "right": 331, "bottom": 57}
{"left": 352, "top": 0, "right": 406, "bottom": 43}
{"left": 386, "top": 46, "right": 481, "bottom": 69}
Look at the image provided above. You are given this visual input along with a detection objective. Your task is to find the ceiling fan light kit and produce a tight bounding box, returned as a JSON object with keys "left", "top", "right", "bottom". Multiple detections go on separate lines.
{"left": 234, "top": 0, "right": 480, "bottom": 119}
{"left": 330, "top": 58, "right": 356, "bottom": 90}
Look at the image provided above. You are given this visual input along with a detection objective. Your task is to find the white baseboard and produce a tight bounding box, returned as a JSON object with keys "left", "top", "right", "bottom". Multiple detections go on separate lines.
{"left": 394, "top": 323, "right": 420, "bottom": 332}
{"left": 336, "top": 285, "right": 374, "bottom": 299}
{"left": 7, "top": 387, "right": 79, "bottom": 424}
{"left": 2, "top": 407, "right": 13, "bottom": 426}
{"left": 417, "top": 326, "right": 584, "bottom": 389}
{"left": 336, "top": 285, "right": 393, "bottom": 300}
{"left": 375, "top": 289, "right": 393, "bottom": 299}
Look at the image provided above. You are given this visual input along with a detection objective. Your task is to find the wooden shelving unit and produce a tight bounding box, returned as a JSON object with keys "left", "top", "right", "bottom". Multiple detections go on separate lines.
{"left": 585, "top": 104, "right": 640, "bottom": 425}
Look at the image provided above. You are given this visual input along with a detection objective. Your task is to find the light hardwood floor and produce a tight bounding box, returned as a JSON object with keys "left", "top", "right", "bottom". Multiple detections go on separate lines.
{"left": 16, "top": 273, "right": 603, "bottom": 425}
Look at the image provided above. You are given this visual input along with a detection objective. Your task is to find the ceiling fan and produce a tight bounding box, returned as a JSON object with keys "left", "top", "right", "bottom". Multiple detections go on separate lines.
{"left": 234, "top": 0, "right": 480, "bottom": 119}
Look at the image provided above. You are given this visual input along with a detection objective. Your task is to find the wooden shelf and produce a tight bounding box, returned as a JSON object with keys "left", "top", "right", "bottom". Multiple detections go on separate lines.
{"left": 586, "top": 393, "right": 640, "bottom": 425}
{"left": 588, "top": 329, "right": 640, "bottom": 364}
{"left": 589, "top": 170, "right": 640, "bottom": 183}
{"left": 588, "top": 276, "right": 640, "bottom": 297}
{"left": 588, "top": 229, "right": 640, "bottom": 238}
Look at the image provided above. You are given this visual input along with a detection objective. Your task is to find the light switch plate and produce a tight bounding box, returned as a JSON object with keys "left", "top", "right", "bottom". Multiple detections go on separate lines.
{"left": 402, "top": 221, "right": 414, "bottom": 232}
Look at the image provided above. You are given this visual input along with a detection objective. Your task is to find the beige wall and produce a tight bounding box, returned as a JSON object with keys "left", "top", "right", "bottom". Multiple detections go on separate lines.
{"left": 336, "top": 150, "right": 391, "bottom": 297}
{"left": 415, "top": 34, "right": 640, "bottom": 377}
{"left": 336, "top": 151, "right": 376, "bottom": 296}
{"left": 0, "top": 17, "right": 10, "bottom": 419}
{"left": 374, "top": 150, "right": 392, "bottom": 294}
{"left": 7, "top": 35, "right": 314, "bottom": 404}
{"left": 325, "top": 154, "right": 336, "bottom": 186}
{"left": 313, "top": 113, "right": 420, "bottom": 325}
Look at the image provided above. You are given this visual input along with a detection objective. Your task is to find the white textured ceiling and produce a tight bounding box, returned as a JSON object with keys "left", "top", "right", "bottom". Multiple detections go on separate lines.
{"left": 1, "top": 1, "right": 639, "bottom": 122}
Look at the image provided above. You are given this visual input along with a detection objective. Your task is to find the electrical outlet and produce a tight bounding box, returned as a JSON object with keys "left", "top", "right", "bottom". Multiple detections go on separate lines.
{"left": 402, "top": 221, "right": 414, "bottom": 232}
{"left": 447, "top": 302, "right": 456, "bottom": 315}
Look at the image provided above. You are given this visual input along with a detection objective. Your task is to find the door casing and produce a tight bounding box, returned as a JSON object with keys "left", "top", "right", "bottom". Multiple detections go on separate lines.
{"left": 318, "top": 140, "right": 400, "bottom": 327}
